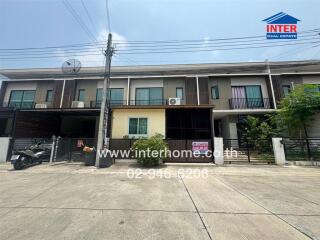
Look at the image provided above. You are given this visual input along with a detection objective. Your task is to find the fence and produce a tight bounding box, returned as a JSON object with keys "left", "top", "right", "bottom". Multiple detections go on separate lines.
{"left": 109, "top": 138, "right": 213, "bottom": 163}
{"left": 283, "top": 138, "right": 320, "bottom": 161}
{"left": 223, "top": 138, "right": 275, "bottom": 164}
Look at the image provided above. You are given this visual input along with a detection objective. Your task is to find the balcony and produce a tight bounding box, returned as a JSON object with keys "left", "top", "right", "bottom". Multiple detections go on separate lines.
{"left": 229, "top": 98, "right": 272, "bottom": 109}
{"left": 2, "top": 102, "right": 35, "bottom": 109}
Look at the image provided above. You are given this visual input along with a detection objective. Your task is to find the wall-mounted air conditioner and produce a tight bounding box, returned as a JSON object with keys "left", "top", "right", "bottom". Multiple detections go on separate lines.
{"left": 168, "top": 98, "right": 181, "bottom": 105}
{"left": 71, "top": 101, "right": 85, "bottom": 108}
{"left": 35, "top": 103, "right": 47, "bottom": 109}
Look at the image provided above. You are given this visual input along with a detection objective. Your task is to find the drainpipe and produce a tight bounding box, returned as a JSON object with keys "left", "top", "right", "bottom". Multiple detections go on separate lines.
{"left": 266, "top": 60, "right": 277, "bottom": 109}
{"left": 196, "top": 75, "right": 200, "bottom": 105}
{"left": 60, "top": 80, "right": 66, "bottom": 109}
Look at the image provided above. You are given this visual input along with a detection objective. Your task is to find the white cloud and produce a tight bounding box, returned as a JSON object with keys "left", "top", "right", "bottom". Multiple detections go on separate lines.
{"left": 57, "top": 29, "right": 127, "bottom": 67}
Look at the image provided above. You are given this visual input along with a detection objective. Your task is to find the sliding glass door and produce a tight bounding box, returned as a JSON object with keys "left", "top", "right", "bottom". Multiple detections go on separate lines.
{"left": 231, "top": 86, "right": 263, "bottom": 109}
{"left": 136, "top": 88, "right": 163, "bottom": 105}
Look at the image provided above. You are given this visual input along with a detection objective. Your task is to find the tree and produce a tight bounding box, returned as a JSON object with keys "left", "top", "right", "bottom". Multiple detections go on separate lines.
{"left": 275, "top": 84, "right": 320, "bottom": 137}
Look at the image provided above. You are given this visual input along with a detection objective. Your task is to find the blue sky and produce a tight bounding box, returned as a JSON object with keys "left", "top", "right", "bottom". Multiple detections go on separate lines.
{"left": 0, "top": 0, "right": 320, "bottom": 69}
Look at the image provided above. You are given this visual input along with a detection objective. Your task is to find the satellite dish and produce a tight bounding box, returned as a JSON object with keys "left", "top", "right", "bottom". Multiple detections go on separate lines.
{"left": 62, "top": 59, "right": 81, "bottom": 74}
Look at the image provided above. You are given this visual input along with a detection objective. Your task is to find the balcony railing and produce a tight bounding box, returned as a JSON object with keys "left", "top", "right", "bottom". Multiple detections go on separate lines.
{"left": 229, "top": 98, "right": 272, "bottom": 109}
{"left": 2, "top": 102, "right": 35, "bottom": 109}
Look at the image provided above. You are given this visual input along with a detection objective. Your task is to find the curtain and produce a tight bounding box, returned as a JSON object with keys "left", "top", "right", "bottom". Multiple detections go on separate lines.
{"left": 231, "top": 87, "right": 246, "bottom": 109}
{"left": 245, "top": 86, "right": 262, "bottom": 108}
{"left": 138, "top": 118, "right": 147, "bottom": 134}
{"left": 129, "top": 118, "right": 138, "bottom": 134}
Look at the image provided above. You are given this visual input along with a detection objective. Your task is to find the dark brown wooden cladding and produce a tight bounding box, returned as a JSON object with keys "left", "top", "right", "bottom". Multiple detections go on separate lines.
{"left": 62, "top": 80, "right": 76, "bottom": 108}
{"left": 264, "top": 76, "right": 274, "bottom": 108}
{"left": 14, "top": 111, "right": 60, "bottom": 138}
{"left": 185, "top": 77, "right": 197, "bottom": 105}
{"left": 198, "top": 77, "right": 209, "bottom": 104}
{"left": 52, "top": 81, "right": 63, "bottom": 108}
{"left": 272, "top": 75, "right": 303, "bottom": 102}
{"left": 0, "top": 82, "right": 7, "bottom": 105}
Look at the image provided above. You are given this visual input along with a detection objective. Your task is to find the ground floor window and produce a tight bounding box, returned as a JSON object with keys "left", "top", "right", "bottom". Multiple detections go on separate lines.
{"left": 129, "top": 118, "right": 148, "bottom": 136}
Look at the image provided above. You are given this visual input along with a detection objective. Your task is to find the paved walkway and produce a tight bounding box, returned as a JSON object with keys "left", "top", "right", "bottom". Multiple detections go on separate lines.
{"left": 0, "top": 163, "right": 319, "bottom": 240}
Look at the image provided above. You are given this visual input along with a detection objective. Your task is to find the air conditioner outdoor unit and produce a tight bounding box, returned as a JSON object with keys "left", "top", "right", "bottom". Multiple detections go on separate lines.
{"left": 35, "top": 103, "right": 47, "bottom": 109}
{"left": 71, "top": 101, "right": 85, "bottom": 108}
{"left": 168, "top": 98, "right": 181, "bottom": 105}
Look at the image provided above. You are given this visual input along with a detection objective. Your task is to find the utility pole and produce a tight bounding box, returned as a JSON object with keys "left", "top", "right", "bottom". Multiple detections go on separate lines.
{"left": 96, "top": 33, "right": 113, "bottom": 167}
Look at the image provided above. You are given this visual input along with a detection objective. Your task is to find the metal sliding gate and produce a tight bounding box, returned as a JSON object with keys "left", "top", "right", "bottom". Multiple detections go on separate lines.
{"left": 282, "top": 138, "right": 320, "bottom": 162}
{"left": 223, "top": 138, "right": 275, "bottom": 164}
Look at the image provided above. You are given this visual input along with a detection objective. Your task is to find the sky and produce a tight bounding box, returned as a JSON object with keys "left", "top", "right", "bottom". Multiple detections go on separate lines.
{"left": 0, "top": 0, "right": 320, "bottom": 70}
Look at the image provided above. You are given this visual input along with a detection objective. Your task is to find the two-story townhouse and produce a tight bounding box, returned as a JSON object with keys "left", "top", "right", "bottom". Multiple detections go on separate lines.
{"left": 0, "top": 60, "right": 319, "bottom": 148}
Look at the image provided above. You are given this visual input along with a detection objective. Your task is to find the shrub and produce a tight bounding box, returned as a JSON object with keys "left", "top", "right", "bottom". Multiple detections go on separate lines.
{"left": 132, "top": 133, "right": 169, "bottom": 167}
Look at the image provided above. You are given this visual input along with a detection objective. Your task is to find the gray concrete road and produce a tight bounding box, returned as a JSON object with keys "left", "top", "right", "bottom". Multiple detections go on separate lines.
{"left": 0, "top": 163, "right": 319, "bottom": 240}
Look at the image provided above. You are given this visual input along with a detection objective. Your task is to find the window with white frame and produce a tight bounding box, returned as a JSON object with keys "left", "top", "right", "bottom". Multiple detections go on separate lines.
{"left": 129, "top": 118, "right": 148, "bottom": 135}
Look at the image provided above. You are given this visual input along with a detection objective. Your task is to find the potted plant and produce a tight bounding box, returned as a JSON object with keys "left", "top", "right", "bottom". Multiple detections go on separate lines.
{"left": 83, "top": 146, "right": 95, "bottom": 166}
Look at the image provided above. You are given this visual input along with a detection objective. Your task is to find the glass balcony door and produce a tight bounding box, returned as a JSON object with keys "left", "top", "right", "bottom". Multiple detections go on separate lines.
{"left": 9, "top": 90, "right": 35, "bottom": 109}
{"left": 231, "top": 86, "right": 263, "bottom": 109}
{"left": 135, "top": 88, "right": 163, "bottom": 105}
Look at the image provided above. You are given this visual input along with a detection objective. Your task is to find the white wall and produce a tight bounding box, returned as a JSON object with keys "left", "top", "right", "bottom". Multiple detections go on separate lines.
{"left": 130, "top": 79, "right": 163, "bottom": 101}
{"left": 0, "top": 137, "right": 11, "bottom": 162}
{"left": 231, "top": 77, "right": 269, "bottom": 98}
{"left": 302, "top": 76, "right": 320, "bottom": 84}
{"left": 4, "top": 82, "right": 37, "bottom": 102}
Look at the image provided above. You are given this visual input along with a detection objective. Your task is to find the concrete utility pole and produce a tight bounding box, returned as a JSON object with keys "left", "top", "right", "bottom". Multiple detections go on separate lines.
{"left": 96, "top": 33, "right": 113, "bottom": 167}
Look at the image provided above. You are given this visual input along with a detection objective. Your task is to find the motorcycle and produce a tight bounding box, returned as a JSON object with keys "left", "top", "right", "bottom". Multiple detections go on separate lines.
{"left": 10, "top": 141, "right": 52, "bottom": 170}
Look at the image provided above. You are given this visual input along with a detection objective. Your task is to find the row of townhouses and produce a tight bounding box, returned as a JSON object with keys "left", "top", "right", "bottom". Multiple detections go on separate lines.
{"left": 0, "top": 61, "right": 320, "bottom": 146}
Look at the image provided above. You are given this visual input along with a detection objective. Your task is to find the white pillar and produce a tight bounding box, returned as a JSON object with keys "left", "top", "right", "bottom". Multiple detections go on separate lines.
{"left": 60, "top": 80, "right": 66, "bottom": 108}
{"left": 272, "top": 138, "right": 286, "bottom": 165}
{"left": 126, "top": 77, "right": 130, "bottom": 105}
{"left": 0, "top": 137, "right": 11, "bottom": 163}
{"left": 214, "top": 137, "right": 224, "bottom": 165}
{"left": 196, "top": 75, "right": 200, "bottom": 105}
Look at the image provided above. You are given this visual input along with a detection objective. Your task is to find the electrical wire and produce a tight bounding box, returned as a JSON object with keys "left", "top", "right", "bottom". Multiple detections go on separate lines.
{"left": 62, "top": 0, "right": 97, "bottom": 42}
{"left": 80, "top": 0, "right": 99, "bottom": 36}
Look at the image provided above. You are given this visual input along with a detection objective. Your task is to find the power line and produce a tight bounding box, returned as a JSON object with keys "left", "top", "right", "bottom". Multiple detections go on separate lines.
{"left": 80, "top": 0, "right": 99, "bottom": 36}
{"left": 0, "top": 28, "right": 318, "bottom": 52}
{"left": 115, "top": 36, "right": 319, "bottom": 52}
{"left": 62, "top": 0, "right": 97, "bottom": 42}
{"left": 0, "top": 33, "right": 317, "bottom": 56}
{"left": 116, "top": 40, "right": 319, "bottom": 55}
{"left": 113, "top": 28, "right": 320, "bottom": 44}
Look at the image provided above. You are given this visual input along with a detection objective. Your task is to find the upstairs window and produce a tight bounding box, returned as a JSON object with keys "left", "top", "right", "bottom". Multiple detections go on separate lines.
{"left": 9, "top": 90, "right": 35, "bottom": 108}
{"left": 176, "top": 87, "right": 184, "bottom": 99}
{"left": 96, "top": 88, "right": 124, "bottom": 105}
{"left": 136, "top": 87, "right": 163, "bottom": 105}
{"left": 78, "top": 89, "right": 85, "bottom": 101}
{"left": 211, "top": 86, "right": 219, "bottom": 99}
{"left": 46, "top": 90, "right": 53, "bottom": 102}
{"left": 129, "top": 118, "right": 148, "bottom": 135}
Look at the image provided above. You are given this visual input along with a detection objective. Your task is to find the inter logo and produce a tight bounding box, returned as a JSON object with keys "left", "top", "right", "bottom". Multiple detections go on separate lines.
{"left": 263, "top": 12, "right": 300, "bottom": 39}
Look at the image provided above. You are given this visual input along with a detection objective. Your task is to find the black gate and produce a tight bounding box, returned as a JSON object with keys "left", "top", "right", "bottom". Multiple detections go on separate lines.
{"left": 223, "top": 138, "right": 274, "bottom": 164}
{"left": 283, "top": 138, "right": 320, "bottom": 161}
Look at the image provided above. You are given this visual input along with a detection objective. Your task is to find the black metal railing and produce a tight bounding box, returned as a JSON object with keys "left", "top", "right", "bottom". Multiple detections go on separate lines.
{"left": 2, "top": 101, "right": 35, "bottom": 109}
{"left": 229, "top": 98, "right": 271, "bottom": 109}
{"left": 283, "top": 138, "right": 320, "bottom": 161}
{"left": 223, "top": 138, "right": 274, "bottom": 164}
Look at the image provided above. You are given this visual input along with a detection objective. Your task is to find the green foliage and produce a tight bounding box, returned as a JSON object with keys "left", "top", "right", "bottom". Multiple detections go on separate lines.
{"left": 132, "top": 133, "right": 169, "bottom": 167}
{"left": 274, "top": 84, "right": 320, "bottom": 137}
{"left": 240, "top": 115, "right": 275, "bottom": 153}
{"left": 240, "top": 115, "right": 276, "bottom": 140}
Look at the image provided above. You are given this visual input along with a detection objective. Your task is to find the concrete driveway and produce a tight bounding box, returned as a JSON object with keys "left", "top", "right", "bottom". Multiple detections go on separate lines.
{"left": 0, "top": 163, "right": 319, "bottom": 240}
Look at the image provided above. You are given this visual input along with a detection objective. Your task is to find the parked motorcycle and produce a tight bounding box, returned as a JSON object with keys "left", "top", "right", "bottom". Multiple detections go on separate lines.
{"left": 10, "top": 141, "right": 52, "bottom": 170}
